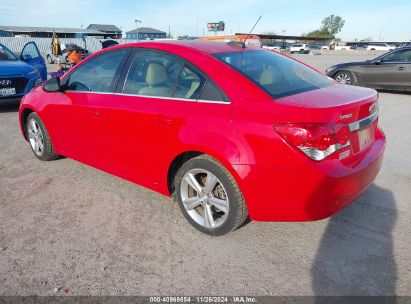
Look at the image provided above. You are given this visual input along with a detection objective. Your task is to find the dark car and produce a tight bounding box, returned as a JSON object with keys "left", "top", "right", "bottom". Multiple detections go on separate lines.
{"left": 326, "top": 47, "right": 411, "bottom": 92}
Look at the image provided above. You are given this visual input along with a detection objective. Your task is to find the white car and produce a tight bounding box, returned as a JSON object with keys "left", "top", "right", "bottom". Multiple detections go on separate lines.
{"left": 290, "top": 43, "right": 310, "bottom": 54}
{"left": 367, "top": 43, "right": 396, "bottom": 51}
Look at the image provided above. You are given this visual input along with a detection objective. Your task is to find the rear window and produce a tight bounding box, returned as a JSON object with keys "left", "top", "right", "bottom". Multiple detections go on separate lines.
{"left": 213, "top": 50, "right": 332, "bottom": 99}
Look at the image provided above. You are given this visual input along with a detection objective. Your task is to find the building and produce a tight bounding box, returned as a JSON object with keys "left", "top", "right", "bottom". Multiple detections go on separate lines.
{"left": 126, "top": 27, "right": 166, "bottom": 40}
{"left": 87, "top": 24, "right": 122, "bottom": 39}
{"left": 0, "top": 25, "right": 103, "bottom": 38}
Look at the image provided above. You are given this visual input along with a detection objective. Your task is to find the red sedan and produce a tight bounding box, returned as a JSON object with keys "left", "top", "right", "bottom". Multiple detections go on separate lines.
{"left": 19, "top": 41, "right": 385, "bottom": 235}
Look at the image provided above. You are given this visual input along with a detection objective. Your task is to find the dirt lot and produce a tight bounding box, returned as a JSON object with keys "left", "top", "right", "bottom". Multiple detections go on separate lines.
{"left": 0, "top": 53, "right": 410, "bottom": 296}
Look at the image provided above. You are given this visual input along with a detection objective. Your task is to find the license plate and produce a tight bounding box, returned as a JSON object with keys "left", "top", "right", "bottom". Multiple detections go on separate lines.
{"left": 0, "top": 87, "right": 16, "bottom": 97}
{"left": 358, "top": 127, "right": 372, "bottom": 150}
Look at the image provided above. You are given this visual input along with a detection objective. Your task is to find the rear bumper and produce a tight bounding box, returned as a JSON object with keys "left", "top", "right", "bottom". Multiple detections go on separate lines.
{"left": 235, "top": 129, "right": 386, "bottom": 221}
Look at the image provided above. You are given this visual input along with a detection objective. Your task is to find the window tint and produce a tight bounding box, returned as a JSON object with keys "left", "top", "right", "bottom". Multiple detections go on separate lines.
{"left": 123, "top": 50, "right": 183, "bottom": 97}
{"left": 214, "top": 50, "right": 332, "bottom": 99}
{"left": 174, "top": 65, "right": 206, "bottom": 99}
{"left": 67, "top": 50, "right": 127, "bottom": 92}
{"left": 0, "top": 44, "right": 17, "bottom": 60}
{"left": 21, "top": 43, "right": 40, "bottom": 59}
{"left": 381, "top": 49, "right": 411, "bottom": 62}
{"left": 200, "top": 80, "right": 228, "bottom": 102}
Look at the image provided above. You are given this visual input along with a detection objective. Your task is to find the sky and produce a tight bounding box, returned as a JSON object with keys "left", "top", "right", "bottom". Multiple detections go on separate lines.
{"left": 1, "top": 0, "right": 411, "bottom": 41}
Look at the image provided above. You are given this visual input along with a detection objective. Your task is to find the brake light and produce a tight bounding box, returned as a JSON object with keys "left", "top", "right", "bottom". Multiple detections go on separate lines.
{"left": 274, "top": 123, "right": 351, "bottom": 161}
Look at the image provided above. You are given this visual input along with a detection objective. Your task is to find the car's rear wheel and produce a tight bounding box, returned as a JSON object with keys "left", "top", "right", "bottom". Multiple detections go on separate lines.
{"left": 174, "top": 155, "right": 248, "bottom": 236}
{"left": 334, "top": 71, "right": 356, "bottom": 85}
{"left": 26, "top": 112, "right": 59, "bottom": 161}
{"left": 47, "top": 55, "right": 54, "bottom": 64}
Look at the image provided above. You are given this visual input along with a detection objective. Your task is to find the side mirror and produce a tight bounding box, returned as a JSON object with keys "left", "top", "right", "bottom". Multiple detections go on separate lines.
{"left": 374, "top": 59, "right": 382, "bottom": 65}
{"left": 20, "top": 54, "right": 33, "bottom": 61}
{"left": 43, "top": 78, "right": 62, "bottom": 92}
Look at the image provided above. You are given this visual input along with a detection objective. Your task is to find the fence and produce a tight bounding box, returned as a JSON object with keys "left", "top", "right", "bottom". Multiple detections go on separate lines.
{"left": 0, "top": 37, "right": 139, "bottom": 54}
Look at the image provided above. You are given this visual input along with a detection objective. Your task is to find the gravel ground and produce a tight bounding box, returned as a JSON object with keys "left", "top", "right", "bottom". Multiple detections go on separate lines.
{"left": 0, "top": 53, "right": 410, "bottom": 296}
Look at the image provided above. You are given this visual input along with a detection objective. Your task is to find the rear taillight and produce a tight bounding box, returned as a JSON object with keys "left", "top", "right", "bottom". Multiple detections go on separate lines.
{"left": 274, "top": 123, "right": 351, "bottom": 161}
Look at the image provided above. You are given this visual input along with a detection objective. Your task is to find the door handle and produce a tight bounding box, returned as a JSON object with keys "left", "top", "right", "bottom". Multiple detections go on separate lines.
{"left": 397, "top": 66, "right": 406, "bottom": 71}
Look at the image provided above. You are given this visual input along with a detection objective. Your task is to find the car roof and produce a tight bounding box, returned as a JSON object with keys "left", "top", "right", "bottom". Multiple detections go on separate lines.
{"left": 109, "top": 40, "right": 264, "bottom": 55}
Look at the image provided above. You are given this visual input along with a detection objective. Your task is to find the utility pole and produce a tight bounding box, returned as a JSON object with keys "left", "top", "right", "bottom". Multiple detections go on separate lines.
{"left": 135, "top": 19, "right": 141, "bottom": 41}
{"left": 379, "top": 30, "right": 383, "bottom": 41}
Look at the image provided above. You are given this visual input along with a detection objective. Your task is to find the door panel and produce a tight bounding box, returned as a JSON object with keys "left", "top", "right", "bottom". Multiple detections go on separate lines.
{"left": 107, "top": 95, "right": 186, "bottom": 185}
{"left": 363, "top": 63, "right": 407, "bottom": 89}
{"left": 48, "top": 92, "right": 109, "bottom": 167}
{"left": 21, "top": 42, "right": 47, "bottom": 81}
{"left": 47, "top": 49, "right": 129, "bottom": 167}
{"left": 364, "top": 49, "right": 411, "bottom": 90}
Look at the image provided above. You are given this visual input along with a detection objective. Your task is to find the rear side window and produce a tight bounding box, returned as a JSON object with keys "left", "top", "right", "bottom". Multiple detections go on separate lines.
{"left": 213, "top": 50, "right": 333, "bottom": 99}
{"left": 174, "top": 65, "right": 206, "bottom": 100}
{"left": 123, "top": 50, "right": 183, "bottom": 98}
{"left": 122, "top": 49, "right": 227, "bottom": 102}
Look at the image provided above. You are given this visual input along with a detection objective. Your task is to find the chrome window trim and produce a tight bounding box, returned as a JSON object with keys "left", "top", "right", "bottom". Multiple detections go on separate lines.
{"left": 113, "top": 92, "right": 230, "bottom": 104}
{"left": 64, "top": 90, "right": 114, "bottom": 95}
{"left": 61, "top": 90, "right": 230, "bottom": 104}
{"left": 349, "top": 109, "right": 378, "bottom": 132}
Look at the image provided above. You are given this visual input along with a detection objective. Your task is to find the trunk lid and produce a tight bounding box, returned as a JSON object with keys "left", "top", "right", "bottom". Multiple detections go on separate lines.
{"left": 276, "top": 84, "right": 379, "bottom": 161}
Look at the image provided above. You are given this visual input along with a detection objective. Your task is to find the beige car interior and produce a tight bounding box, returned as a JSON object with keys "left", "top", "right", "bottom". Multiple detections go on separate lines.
{"left": 138, "top": 63, "right": 173, "bottom": 97}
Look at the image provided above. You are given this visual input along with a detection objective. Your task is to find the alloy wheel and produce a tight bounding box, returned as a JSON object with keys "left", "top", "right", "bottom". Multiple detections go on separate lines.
{"left": 335, "top": 73, "right": 352, "bottom": 85}
{"left": 180, "top": 169, "right": 229, "bottom": 229}
{"left": 27, "top": 118, "right": 44, "bottom": 156}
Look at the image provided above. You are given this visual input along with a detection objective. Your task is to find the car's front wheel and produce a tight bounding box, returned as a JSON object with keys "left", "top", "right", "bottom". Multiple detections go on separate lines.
{"left": 174, "top": 155, "right": 248, "bottom": 236}
{"left": 26, "top": 112, "right": 59, "bottom": 161}
{"left": 334, "top": 71, "right": 356, "bottom": 85}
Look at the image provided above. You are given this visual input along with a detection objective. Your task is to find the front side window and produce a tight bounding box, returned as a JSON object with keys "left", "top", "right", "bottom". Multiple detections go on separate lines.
{"left": 381, "top": 49, "right": 411, "bottom": 63}
{"left": 21, "top": 42, "right": 40, "bottom": 60}
{"left": 214, "top": 50, "right": 333, "bottom": 99}
{"left": 67, "top": 50, "right": 127, "bottom": 92}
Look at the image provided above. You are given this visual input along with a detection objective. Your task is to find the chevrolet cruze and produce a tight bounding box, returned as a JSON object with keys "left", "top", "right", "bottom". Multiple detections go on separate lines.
{"left": 19, "top": 41, "right": 385, "bottom": 235}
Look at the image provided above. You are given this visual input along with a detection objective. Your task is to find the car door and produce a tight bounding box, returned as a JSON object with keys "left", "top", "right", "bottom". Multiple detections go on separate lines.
{"left": 108, "top": 49, "right": 209, "bottom": 187}
{"left": 20, "top": 42, "right": 47, "bottom": 81}
{"left": 363, "top": 49, "right": 411, "bottom": 90}
{"left": 48, "top": 49, "right": 130, "bottom": 168}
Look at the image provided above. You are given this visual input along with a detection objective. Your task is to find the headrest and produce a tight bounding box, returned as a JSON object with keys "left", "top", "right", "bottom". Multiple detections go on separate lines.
{"left": 259, "top": 67, "right": 281, "bottom": 85}
{"left": 146, "top": 63, "right": 167, "bottom": 87}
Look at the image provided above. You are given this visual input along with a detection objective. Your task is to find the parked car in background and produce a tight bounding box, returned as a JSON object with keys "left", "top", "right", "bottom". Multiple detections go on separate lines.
{"left": 20, "top": 41, "right": 385, "bottom": 235}
{"left": 332, "top": 42, "right": 354, "bottom": 51}
{"left": 355, "top": 43, "right": 369, "bottom": 49}
{"left": 263, "top": 45, "right": 281, "bottom": 51}
{"left": 290, "top": 43, "right": 310, "bottom": 54}
{"left": 367, "top": 43, "right": 395, "bottom": 51}
{"left": 0, "top": 42, "right": 46, "bottom": 104}
{"left": 326, "top": 46, "right": 411, "bottom": 92}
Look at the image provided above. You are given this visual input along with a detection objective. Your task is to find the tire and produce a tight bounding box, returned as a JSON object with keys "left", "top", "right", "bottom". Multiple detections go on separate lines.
{"left": 333, "top": 70, "right": 356, "bottom": 86}
{"left": 26, "top": 112, "right": 59, "bottom": 161}
{"left": 174, "top": 155, "right": 248, "bottom": 236}
{"left": 290, "top": 51, "right": 295, "bottom": 54}
{"left": 299, "top": 49, "right": 305, "bottom": 54}
{"left": 47, "top": 55, "right": 54, "bottom": 64}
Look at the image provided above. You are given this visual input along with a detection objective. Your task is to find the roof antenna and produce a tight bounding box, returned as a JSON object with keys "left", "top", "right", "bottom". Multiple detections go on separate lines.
{"left": 242, "top": 15, "right": 262, "bottom": 48}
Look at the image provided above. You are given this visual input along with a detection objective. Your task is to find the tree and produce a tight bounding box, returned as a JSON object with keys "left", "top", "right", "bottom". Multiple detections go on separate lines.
{"left": 321, "top": 15, "right": 345, "bottom": 37}
{"left": 304, "top": 15, "right": 345, "bottom": 38}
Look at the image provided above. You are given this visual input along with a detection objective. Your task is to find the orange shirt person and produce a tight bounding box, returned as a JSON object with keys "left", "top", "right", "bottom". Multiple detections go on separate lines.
{"left": 67, "top": 49, "right": 82, "bottom": 65}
